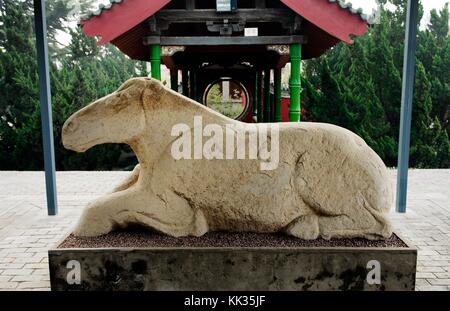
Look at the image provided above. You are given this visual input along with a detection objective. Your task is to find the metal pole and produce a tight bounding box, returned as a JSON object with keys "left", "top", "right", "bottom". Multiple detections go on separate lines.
{"left": 396, "top": 0, "right": 419, "bottom": 213}
{"left": 274, "top": 68, "right": 282, "bottom": 122}
{"left": 150, "top": 44, "right": 161, "bottom": 80}
{"left": 289, "top": 43, "right": 302, "bottom": 122}
{"left": 33, "top": 0, "right": 58, "bottom": 215}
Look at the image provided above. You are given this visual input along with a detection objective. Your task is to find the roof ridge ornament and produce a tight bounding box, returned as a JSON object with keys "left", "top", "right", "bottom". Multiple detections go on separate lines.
{"left": 81, "top": 0, "right": 373, "bottom": 24}
{"left": 81, "top": 0, "right": 124, "bottom": 21}
{"left": 327, "top": 0, "right": 379, "bottom": 24}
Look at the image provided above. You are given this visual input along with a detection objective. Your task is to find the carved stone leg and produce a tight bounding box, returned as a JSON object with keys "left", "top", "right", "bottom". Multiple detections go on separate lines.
{"left": 285, "top": 214, "right": 320, "bottom": 240}
{"left": 285, "top": 206, "right": 392, "bottom": 240}
{"left": 72, "top": 188, "right": 208, "bottom": 237}
{"left": 111, "top": 164, "right": 140, "bottom": 193}
{"left": 317, "top": 207, "right": 392, "bottom": 240}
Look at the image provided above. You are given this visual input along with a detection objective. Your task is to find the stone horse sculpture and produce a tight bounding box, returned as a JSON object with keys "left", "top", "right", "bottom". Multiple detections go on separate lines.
{"left": 62, "top": 77, "right": 393, "bottom": 240}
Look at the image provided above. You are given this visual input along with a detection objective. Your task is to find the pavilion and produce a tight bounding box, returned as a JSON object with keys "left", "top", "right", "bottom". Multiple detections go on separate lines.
{"left": 80, "top": 0, "right": 372, "bottom": 123}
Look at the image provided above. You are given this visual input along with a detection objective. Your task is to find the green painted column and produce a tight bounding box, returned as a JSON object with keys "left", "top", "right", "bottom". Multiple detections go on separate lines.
{"left": 182, "top": 70, "right": 189, "bottom": 96}
{"left": 170, "top": 69, "right": 178, "bottom": 92}
{"left": 289, "top": 43, "right": 302, "bottom": 122}
{"left": 256, "top": 71, "right": 263, "bottom": 123}
{"left": 263, "top": 69, "right": 271, "bottom": 122}
{"left": 274, "top": 68, "right": 282, "bottom": 122}
{"left": 149, "top": 44, "right": 161, "bottom": 80}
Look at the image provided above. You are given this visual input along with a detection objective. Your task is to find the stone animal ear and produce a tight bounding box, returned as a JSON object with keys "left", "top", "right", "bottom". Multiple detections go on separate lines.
{"left": 117, "top": 78, "right": 142, "bottom": 92}
{"left": 141, "top": 78, "right": 164, "bottom": 110}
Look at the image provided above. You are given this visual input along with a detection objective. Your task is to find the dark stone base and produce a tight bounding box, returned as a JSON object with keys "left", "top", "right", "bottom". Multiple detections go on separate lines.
{"left": 49, "top": 232, "right": 417, "bottom": 291}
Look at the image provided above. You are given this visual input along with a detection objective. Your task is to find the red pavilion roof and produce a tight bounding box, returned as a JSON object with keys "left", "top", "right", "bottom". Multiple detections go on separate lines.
{"left": 80, "top": 0, "right": 371, "bottom": 60}
{"left": 81, "top": 0, "right": 171, "bottom": 45}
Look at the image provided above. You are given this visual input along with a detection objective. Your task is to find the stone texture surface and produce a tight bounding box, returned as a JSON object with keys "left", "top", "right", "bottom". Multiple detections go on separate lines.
{"left": 0, "top": 170, "right": 448, "bottom": 290}
{"left": 62, "top": 78, "right": 393, "bottom": 240}
{"left": 49, "top": 247, "right": 416, "bottom": 291}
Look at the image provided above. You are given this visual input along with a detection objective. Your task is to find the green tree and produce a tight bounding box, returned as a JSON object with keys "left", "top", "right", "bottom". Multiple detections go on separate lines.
{"left": 417, "top": 4, "right": 450, "bottom": 128}
{"left": 429, "top": 3, "right": 449, "bottom": 40}
{"left": 0, "top": 1, "right": 148, "bottom": 170}
{"left": 0, "top": 0, "right": 43, "bottom": 169}
{"left": 302, "top": 0, "right": 450, "bottom": 168}
{"left": 1, "top": 0, "right": 448, "bottom": 170}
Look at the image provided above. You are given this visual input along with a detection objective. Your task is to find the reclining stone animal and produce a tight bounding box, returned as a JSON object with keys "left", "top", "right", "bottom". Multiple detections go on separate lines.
{"left": 62, "top": 77, "right": 393, "bottom": 240}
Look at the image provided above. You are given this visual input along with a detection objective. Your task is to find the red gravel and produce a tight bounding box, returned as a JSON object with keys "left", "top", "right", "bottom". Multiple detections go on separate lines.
{"left": 58, "top": 230, "right": 408, "bottom": 249}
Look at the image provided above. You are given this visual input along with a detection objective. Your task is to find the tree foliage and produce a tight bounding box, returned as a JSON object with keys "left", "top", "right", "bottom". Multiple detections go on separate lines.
{"left": 0, "top": 0, "right": 449, "bottom": 170}
{"left": 303, "top": 0, "right": 450, "bottom": 168}
{"left": 0, "top": 0, "right": 147, "bottom": 170}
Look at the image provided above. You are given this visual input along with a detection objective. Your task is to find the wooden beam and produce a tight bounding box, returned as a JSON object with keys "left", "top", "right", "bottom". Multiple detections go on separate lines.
{"left": 144, "top": 36, "right": 306, "bottom": 46}
{"left": 156, "top": 9, "right": 294, "bottom": 23}
{"left": 255, "top": 0, "right": 266, "bottom": 9}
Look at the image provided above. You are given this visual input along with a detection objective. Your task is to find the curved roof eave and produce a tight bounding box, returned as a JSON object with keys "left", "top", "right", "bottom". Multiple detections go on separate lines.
{"left": 81, "top": 0, "right": 371, "bottom": 46}
{"left": 80, "top": 0, "right": 171, "bottom": 45}
{"left": 280, "top": 0, "right": 370, "bottom": 44}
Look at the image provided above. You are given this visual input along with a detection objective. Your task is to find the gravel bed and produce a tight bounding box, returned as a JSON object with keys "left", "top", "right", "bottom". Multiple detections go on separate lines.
{"left": 59, "top": 230, "right": 408, "bottom": 248}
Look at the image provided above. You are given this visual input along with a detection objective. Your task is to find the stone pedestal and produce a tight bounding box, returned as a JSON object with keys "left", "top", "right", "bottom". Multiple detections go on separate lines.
{"left": 49, "top": 233, "right": 416, "bottom": 291}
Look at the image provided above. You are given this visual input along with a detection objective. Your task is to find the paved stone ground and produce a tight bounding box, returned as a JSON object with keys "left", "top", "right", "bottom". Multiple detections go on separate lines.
{"left": 0, "top": 170, "right": 449, "bottom": 291}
